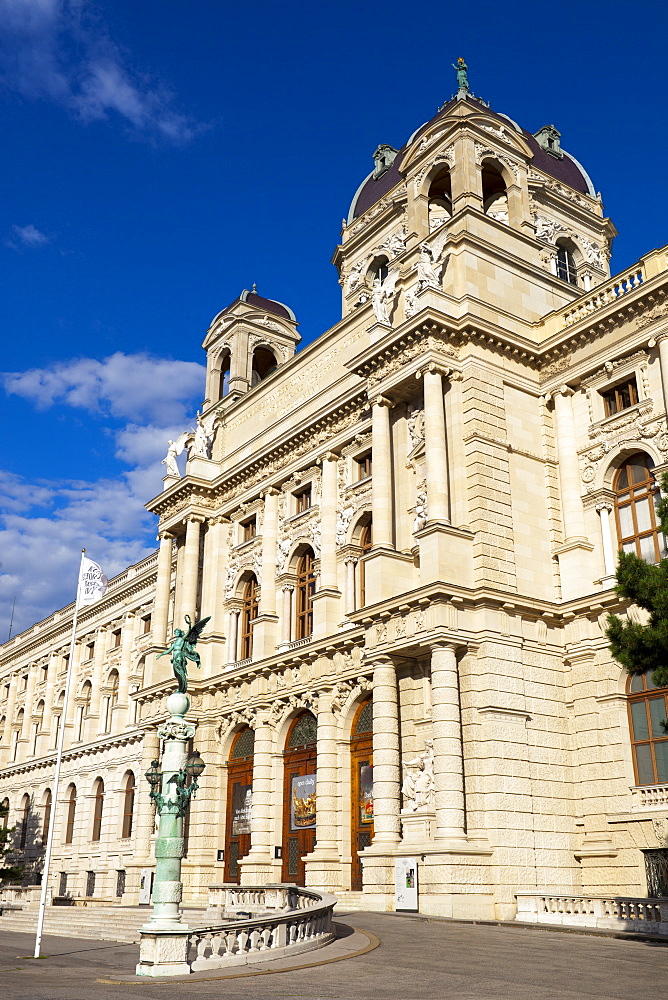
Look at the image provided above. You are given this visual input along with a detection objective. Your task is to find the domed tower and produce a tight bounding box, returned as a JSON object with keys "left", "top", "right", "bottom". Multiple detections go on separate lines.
{"left": 202, "top": 285, "right": 300, "bottom": 406}
{"left": 333, "top": 67, "right": 616, "bottom": 332}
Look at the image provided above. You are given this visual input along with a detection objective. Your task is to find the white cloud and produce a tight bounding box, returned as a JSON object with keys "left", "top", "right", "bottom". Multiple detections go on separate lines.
{"left": 0, "top": 0, "right": 202, "bottom": 143}
{"left": 3, "top": 351, "right": 206, "bottom": 424}
{"left": 6, "top": 223, "right": 50, "bottom": 250}
{"left": 0, "top": 351, "right": 207, "bottom": 635}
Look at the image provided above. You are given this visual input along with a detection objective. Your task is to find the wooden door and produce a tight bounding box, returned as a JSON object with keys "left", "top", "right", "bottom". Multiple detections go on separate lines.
{"left": 282, "top": 712, "right": 317, "bottom": 885}
{"left": 350, "top": 699, "right": 373, "bottom": 891}
{"left": 224, "top": 727, "right": 255, "bottom": 883}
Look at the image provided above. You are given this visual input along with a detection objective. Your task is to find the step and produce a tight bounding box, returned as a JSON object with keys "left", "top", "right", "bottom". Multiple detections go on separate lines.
{"left": 0, "top": 906, "right": 206, "bottom": 943}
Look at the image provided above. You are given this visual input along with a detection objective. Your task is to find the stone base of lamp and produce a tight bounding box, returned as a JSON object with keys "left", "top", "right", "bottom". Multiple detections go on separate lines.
{"left": 136, "top": 928, "right": 191, "bottom": 977}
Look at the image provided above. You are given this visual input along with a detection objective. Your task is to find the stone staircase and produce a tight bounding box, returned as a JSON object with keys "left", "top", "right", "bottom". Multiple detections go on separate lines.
{"left": 334, "top": 892, "right": 366, "bottom": 912}
{"left": 0, "top": 905, "right": 206, "bottom": 943}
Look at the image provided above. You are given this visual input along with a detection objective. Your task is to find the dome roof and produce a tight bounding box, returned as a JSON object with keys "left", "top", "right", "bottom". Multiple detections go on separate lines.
{"left": 219, "top": 286, "right": 296, "bottom": 322}
{"left": 348, "top": 96, "right": 595, "bottom": 222}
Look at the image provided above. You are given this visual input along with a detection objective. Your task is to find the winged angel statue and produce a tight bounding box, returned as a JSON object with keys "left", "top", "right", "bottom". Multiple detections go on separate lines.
{"left": 371, "top": 268, "right": 400, "bottom": 325}
{"left": 158, "top": 615, "right": 211, "bottom": 693}
{"left": 162, "top": 432, "right": 190, "bottom": 478}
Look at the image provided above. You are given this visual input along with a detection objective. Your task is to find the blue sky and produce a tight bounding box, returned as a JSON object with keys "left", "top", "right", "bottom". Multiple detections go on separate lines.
{"left": 1, "top": 0, "right": 667, "bottom": 636}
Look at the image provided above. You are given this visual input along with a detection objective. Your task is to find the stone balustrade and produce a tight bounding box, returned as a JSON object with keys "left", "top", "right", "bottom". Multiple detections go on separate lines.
{"left": 630, "top": 783, "right": 668, "bottom": 811}
{"left": 561, "top": 267, "right": 644, "bottom": 328}
{"left": 137, "top": 884, "right": 336, "bottom": 976}
{"left": 515, "top": 892, "right": 668, "bottom": 934}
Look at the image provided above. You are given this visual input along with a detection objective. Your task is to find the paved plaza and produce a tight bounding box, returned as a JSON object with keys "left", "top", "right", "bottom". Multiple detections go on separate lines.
{"left": 1, "top": 912, "right": 666, "bottom": 1000}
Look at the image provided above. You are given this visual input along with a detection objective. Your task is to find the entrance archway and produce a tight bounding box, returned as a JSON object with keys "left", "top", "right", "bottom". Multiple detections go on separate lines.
{"left": 350, "top": 698, "right": 373, "bottom": 891}
{"left": 282, "top": 711, "right": 317, "bottom": 885}
{"left": 224, "top": 727, "right": 255, "bottom": 883}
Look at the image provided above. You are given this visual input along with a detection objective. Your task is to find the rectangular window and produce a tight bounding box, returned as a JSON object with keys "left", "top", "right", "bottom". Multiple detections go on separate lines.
{"left": 111, "top": 629, "right": 121, "bottom": 649}
{"left": 242, "top": 517, "right": 257, "bottom": 542}
{"left": 141, "top": 614, "right": 152, "bottom": 635}
{"left": 85, "top": 642, "right": 95, "bottom": 661}
{"left": 85, "top": 871, "right": 96, "bottom": 897}
{"left": 294, "top": 487, "right": 312, "bottom": 514}
{"left": 356, "top": 452, "right": 372, "bottom": 480}
{"left": 602, "top": 376, "right": 639, "bottom": 417}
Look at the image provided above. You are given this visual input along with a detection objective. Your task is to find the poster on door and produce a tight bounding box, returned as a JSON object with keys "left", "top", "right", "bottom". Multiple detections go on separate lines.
{"left": 359, "top": 764, "right": 374, "bottom": 824}
{"left": 231, "top": 783, "right": 253, "bottom": 835}
{"left": 291, "top": 773, "right": 316, "bottom": 829}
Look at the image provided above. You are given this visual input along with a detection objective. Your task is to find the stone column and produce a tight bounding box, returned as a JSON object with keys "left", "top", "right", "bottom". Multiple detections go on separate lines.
{"left": 319, "top": 454, "right": 339, "bottom": 587}
{"left": 657, "top": 334, "right": 668, "bottom": 412}
{"left": 240, "top": 709, "right": 274, "bottom": 882}
{"left": 134, "top": 728, "right": 160, "bottom": 864}
{"left": 153, "top": 532, "right": 175, "bottom": 645}
{"left": 345, "top": 558, "right": 357, "bottom": 615}
{"left": 430, "top": 642, "right": 466, "bottom": 840}
{"left": 280, "top": 586, "right": 293, "bottom": 645}
{"left": 597, "top": 501, "right": 616, "bottom": 579}
{"left": 553, "top": 387, "right": 587, "bottom": 541}
{"left": 226, "top": 610, "right": 239, "bottom": 664}
{"left": 117, "top": 612, "right": 135, "bottom": 728}
{"left": 421, "top": 366, "right": 450, "bottom": 523}
{"left": 20, "top": 666, "right": 37, "bottom": 747}
{"left": 306, "top": 688, "right": 340, "bottom": 888}
{"left": 200, "top": 517, "right": 229, "bottom": 635}
{"left": 41, "top": 653, "right": 56, "bottom": 753}
{"left": 178, "top": 516, "right": 204, "bottom": 624}
{"left": 371, "top": 396, "right": 394, "bottom": 549}
{"left": 1, "top": 673, "right": 18, "bottom": 763}
{"left": 91, "top": 627, "right": 108, "bottom": 735}
{"left": 370, "top": 655, "right": 401, "bottom": 846}
{"left": 260, "top": 491, "right": 279, "bottom": 616}
{"left": 63, "top": 641, "right": 81, "bottom": 746}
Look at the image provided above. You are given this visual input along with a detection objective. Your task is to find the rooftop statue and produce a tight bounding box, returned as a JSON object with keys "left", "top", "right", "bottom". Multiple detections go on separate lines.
{"left": 452, "top": 57, "right": 469, "bottom": 93}
{"left": 158, "top": 615, "right": 211, "bottom": 693}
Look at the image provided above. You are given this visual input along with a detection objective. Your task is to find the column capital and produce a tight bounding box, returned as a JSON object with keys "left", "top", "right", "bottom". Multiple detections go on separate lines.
{"left": 158, "top": 530, "right": 175, "bottom": 541}
{"left": 185, "top": 514, "right": 206, "bottom": 525}
{"left": 208, "top": 514, "right": 230, "bottom": 526}
{"left": 363, "top": 651, "right": 396, "bottom": 671}
{"left": 370, "top": 394, "right": 393, "bottom": 409}
{"left": 554, "top": 384, "right": 575, "bottom": 399}
{"left": 416, "top": 362, "right": 458, "bottom": 380}
{"left": 430, "top": 637, "right": 460, "bottom": 653}
{"left": 261, "top": 487, "right": 281, "bottom": 499}
{"left": 317, "top": 450, "right": 339, "bottom": 465}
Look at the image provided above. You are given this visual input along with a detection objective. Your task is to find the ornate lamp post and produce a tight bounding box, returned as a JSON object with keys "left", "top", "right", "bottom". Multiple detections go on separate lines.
{"left": 136, "top": 616, "right": 209, "bottom": 976}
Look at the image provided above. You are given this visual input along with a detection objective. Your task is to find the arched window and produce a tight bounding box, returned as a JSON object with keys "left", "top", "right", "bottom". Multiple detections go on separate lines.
{"left": 19, "top": 794, "right": 30, "bottom": 849}
{"left": 81, "top": 682, "right": 92, "bottom": 716}
{"left": 556, "top": 240, "right": 578, "bottom": 285}
{"left": 628, "top": 673, "right": 668, "bottom": 785}
{"left": 359, "top": 520, "right": 372, "bottom": 608}
{"left": 481, "top": 162, "right": 508, "bottom": 223}
{"left": 42, "top": 789, "right": 52, "bottom": 847}
{"left": 370, "top": 256, "right": 389, "bottom": 286}
{"left": 251, "top": 347, "right": 277, "bottom": 386}
{"left": 1, "top": 797, "right": 9, "bottom": 829}
{"left": 91, "top": 778, "right": 104, "bottom": 841}
{"left": 240, "top": 575, "right": 258, "bottom": 660}
{"left": 122, "top": 772, "right": 135, "bottom": 839}
{"left": 65, "top": 785, "right": 76, "bottom": 844}
{"left": 428, "top": 168, "right": 452, "bottom": 231}
{"left": 219, "top": 350, "right": 231, "bottom": 399}
{"left": 296, "top": 549, "right": 316, "bottom": 640}
{"left": 108, "top": 671, "right": 119, "bottom": 710}
{"left": 614, "top": 454, "right": 665, "bottom": 563}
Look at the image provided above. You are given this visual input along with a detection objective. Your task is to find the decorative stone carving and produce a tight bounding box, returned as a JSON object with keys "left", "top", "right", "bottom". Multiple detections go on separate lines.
{"left": 473, "top": 143, "right": 519, "bottom": 180}
{"left": 330, "top": 674, "right": 373, "bottom": 715}
{"left": 581, "top": 237, "right": 605, "bottom": 270}
{"left": 413, "top": 487, "right": 428, "bottom": 534}
{"left": 158, "top": 720, "right": 196, "bottom": 741}
{"left": 533, "top": 214, "right": 561, "bottom": 242}
{"left": 401, "top": 740, "right": 435, "bottom": 811}
{"left": 407, "top": 402, "right": 425, "bottom": 451}
{"left": 413, "top": 150, "right": 455, "bottom": 193}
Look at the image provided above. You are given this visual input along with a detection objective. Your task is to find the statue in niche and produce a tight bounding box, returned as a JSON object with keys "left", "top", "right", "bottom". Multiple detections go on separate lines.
{"left": 371, "top": 269, "right": 399, "bottom": 325}
{"left": 417, "top": 244, "right": 439, "bottom": 289}
{"left": 401, "top": 740, "right": 435, "bottom": 811}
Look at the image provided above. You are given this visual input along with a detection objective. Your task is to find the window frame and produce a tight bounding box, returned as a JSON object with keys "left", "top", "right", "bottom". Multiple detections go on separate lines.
{"left": 628, "top": 673, "right": 668, "bottom": 786}
{"left": 602, "top": 376, "right": 639, "bottom": 418}
{"left": 240, "top": 575, "right": 259, "bottom": 660}
{"left": 613, "top": 454, "right": 665, "bottom": 564}
{"left": 294, "top": 486, "right": 312, "bottom": 515}
{"left": 91, "top": 778, "right": 104, "bottom": 842}
{"left": 121, "top": 773, "right": 135, "bottom": 840}
{"left": 295, "top": 550, "right": 316, "bottom": 640}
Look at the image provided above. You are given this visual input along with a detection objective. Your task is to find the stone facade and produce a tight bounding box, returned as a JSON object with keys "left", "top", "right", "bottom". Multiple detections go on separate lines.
{"left": 2, "top": 92, "right": 668, "bottom": 919}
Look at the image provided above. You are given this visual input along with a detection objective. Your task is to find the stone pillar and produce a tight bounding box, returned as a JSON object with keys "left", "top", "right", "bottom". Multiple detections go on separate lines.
{"left": 421, "top": 366, "right": 450, "bottom": 523}
{"left": 117, "top": 612, "right": 135, "bottom": 728}
{"left": 306, "top": 688, "right": 340, "bottom": 888}
{"left": 1, "top": 673, "right": 18, "bottom": 763}
{"left": 430, "top": 642, "right": 466, "bottom": 841}
{"left": 226, "top": 610, "right": 239, "bottom": 664}
{"left": 371, "top": 396, "right": 394, "bottom": 549}
{"left": 91, "top": 627, "right": 108, "bottom": 735}
{"left": 312, "top": 453, "right": 341, "bottom": 635}
{"left": 134, "top": 728, "right": 160, "bottom": 865}
{"left": 657, "top": 334, "right": 668, "bottom": 412}
{"left": 178, "top": 517, "right": 204, "bottom": 625}
{"left": 280, "top": 586, "right": 293, "bottom": 645}
{"left": 553, "top": 387, "right": 586, "bottom": 541}
{"left": 254, "top": 491, "right": 279, "bottom": 657}
{"left": 153, "top": 532, "right": 175, "bottom": 645}
{"left": 345, "top": 558, "right": 357, "bottom": 615}
{"left": 239, "top": 709, "right": 274, "bottom": 883}
{"left": 41, "top": 653, "right": 56, "bottom": 753}
{"left": 63, "top": 641, "right": 81, "bottom": 746}
{"left": 597, "top": 502, "right": 617, "bottom": 580}
{"left": 20, "top": 666, "right": 37, "bottom": 747}
{"left": 370, "top": 655, "right": 401, "bottom": 846}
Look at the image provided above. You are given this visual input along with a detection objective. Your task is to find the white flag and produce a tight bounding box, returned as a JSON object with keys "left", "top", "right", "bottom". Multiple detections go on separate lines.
{"left": 77, "top": 556, "right": 108, "bottom": 607}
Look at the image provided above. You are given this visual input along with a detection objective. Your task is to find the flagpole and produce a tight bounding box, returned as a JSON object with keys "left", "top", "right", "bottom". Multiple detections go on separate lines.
{"left": 33, "top": 549, "right": 86, "bottom": 960}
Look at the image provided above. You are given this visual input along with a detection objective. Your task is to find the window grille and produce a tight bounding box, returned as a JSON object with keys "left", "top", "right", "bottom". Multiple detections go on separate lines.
{"left": 115, "top": 870, "right": 126, "bottom": 898}
{"left": 85, "top": 871, "right": 96, "bottom": 897}
{"left": 58, "top": 872, "right": 68, "bottom": 896}
{"left": 644, "top": 849, "right": 668, "bottom": 897}
{"left": 231, "top": 727, "right": 255, "bottom": 759}
{"left": 287, "top": 712, "right": 317, "bottom": 749}
{"left": 354, "top": 700, "right": 373, "bottom": 735}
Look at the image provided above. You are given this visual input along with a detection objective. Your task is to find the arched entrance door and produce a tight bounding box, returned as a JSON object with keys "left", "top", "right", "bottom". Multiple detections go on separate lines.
{"left": 224, "top": 727, "right": 255, "bottom": 883}
{"left": 350, "top": 698, "right": 373, "bottom": 891}
{"left": 282, "top": 712, "right": 317, "bottom": 885}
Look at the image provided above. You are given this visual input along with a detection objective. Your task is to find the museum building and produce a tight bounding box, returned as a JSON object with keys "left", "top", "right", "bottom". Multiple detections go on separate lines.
{"left": 3, "top": 78, "right": 668, "bottom": 920}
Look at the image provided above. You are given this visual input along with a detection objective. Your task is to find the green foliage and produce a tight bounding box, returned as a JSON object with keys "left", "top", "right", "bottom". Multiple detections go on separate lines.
{"left": 606, "top": 472, "right": 668, "bottom": 687}
{"left": 0, "top": 800, "right": 24, "bottom": 884}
